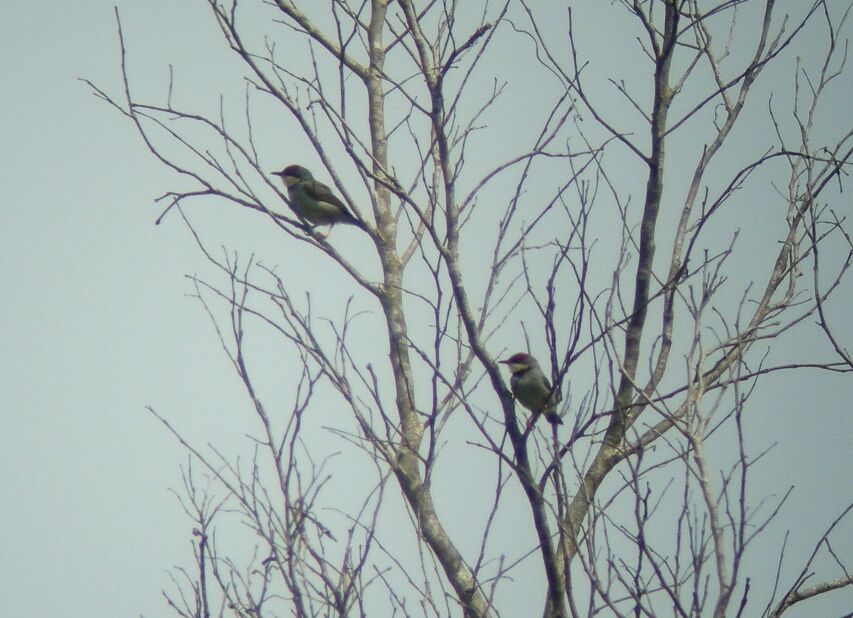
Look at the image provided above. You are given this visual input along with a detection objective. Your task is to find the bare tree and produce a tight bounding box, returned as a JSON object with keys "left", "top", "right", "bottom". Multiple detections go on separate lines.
{"left": 87, "top": 1, "right": 852, "bottom": 616}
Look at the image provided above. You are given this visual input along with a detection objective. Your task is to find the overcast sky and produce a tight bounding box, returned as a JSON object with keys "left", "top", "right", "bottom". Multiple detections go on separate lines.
{"left": 1, "top": 2, "right": 851, "bottom": 617}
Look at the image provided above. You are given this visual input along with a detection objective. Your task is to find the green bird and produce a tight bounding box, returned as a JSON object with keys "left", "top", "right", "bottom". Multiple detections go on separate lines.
{"left": 272, "top": 165, "right": 367, "bottom": 230}
{"left": 499, "top": 352, "right": 563, "bottom": 425}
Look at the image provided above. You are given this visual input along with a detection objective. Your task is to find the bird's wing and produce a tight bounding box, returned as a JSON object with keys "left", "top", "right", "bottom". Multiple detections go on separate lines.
{"left": 542, "top": 375, "right": 561, "bottom": 404}
{"left": 303, "top": 179, "right": 349, "bottom": 212}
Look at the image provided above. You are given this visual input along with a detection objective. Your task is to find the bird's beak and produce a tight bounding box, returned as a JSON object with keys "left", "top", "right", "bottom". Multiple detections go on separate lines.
{"left": 498, "top": 359, "right": 509, "bottom": 364}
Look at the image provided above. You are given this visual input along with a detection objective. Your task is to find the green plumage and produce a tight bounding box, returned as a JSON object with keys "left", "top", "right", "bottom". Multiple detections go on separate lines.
{"left": 273, "top": 165, "right": 366, "bottom": 230}
{"left": 500, "top": 352, "right": 563, "bottom": 425}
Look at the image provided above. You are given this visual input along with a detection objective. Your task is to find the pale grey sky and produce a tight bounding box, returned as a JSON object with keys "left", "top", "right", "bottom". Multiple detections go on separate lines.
{"left": 1, "top": 2, "right": 851, "bottom": 617}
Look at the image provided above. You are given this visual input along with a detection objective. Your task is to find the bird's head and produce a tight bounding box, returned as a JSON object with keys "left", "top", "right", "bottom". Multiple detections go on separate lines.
{"left": 499, "top": 352, "right": 539, "bottom": 374}
{"left": 272, "top": 164, "right": 313, "bottom": 188}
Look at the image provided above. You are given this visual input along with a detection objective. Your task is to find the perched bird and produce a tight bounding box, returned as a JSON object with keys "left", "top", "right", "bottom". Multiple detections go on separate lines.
{"left": 499, "top": 352, "right": 563, "bottom": 425}
{"left": 272, "top": 165, "right": 366, "bottom": 230}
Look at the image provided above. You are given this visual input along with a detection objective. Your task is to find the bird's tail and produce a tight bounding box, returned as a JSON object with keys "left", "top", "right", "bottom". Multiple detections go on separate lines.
{"left": 345, "top": 213, "right": 369, "bottom": 231}
{"left": 544, "top": 407, "right": 563, "bottom": 425}
{"left": 545, "top": 385, "right": 563, "bottom": 424}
